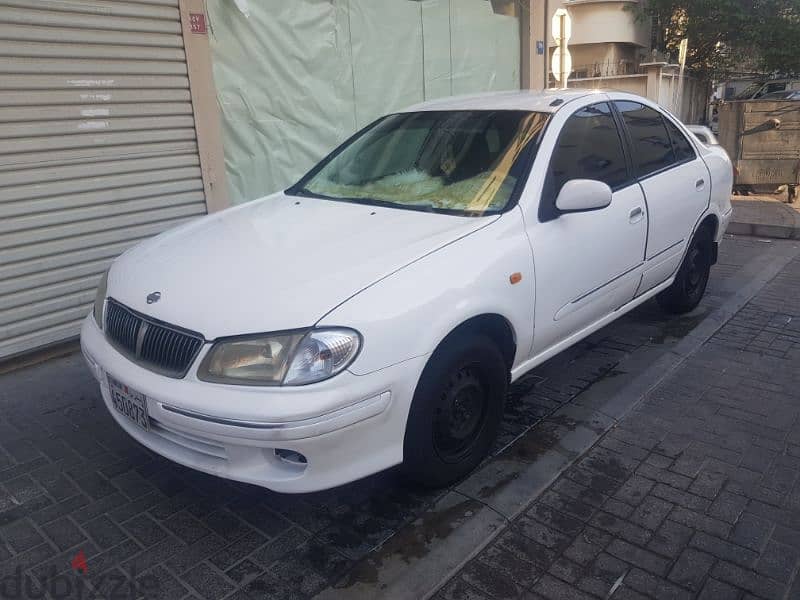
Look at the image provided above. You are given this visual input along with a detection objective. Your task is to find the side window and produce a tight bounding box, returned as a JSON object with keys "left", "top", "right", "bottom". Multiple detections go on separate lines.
{"left": 663, "top": 118, "right": 695, "bottom": 162}
{"left": 546, "top": 102, "right": 629, "bottom": 200}
{"left": 616, "top": 101, "right": 675, "bottom": 177}
{"left": 763, "top": 82, "right": 787, "bottom": 96}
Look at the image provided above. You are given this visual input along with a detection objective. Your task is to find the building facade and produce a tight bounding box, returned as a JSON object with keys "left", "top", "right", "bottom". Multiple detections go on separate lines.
{"left": 539, "top": 0, "right": 707, "bottom": 123}
{"left": 0, "top": 0, "right": 524, "bottom": 361}
{"left": 548, "top": 0, "right": 650, "bottom": 80}
{"left": 209, "top": 0, "right": 523, "bottom": 205}
{"left": 1, "top": 0, "right": 711, "bottom": 362}
{"left": 0, "top": 0, "right": 226, "bottom": 362}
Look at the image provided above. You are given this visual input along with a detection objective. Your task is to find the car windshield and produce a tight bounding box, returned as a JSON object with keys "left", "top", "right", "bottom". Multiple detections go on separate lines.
{"left": 289, "top": 110, "right": 549, "bottom": 216}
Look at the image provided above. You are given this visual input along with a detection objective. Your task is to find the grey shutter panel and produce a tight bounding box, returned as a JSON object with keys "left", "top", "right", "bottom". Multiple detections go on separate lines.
{"left": 0, "top": 0, "right": 208, "bottom": 360}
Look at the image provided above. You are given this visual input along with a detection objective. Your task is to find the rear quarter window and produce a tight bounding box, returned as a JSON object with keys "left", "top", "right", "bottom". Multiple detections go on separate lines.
{"left": 664, "top": 119, "right": 696, "bottom": 162}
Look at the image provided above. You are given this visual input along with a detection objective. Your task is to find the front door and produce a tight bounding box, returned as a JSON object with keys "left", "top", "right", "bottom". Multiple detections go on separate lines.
{"left": 527, "top": 102, "right": 648, "bottom": 355}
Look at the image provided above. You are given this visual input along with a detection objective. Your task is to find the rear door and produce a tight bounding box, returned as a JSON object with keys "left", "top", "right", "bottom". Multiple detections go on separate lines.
{"left": 614, "top": 101, "right": 709, "bottom": 294}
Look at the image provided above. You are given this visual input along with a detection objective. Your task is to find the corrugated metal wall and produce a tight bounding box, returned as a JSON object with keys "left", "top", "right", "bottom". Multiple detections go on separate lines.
{"left": 0, "top": 0, "right": 208, "bottom": 360}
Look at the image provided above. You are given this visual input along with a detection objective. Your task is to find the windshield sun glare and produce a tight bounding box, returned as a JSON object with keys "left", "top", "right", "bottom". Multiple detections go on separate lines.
{"left": 290, "top": 110, "right": 549, "bottom": 216}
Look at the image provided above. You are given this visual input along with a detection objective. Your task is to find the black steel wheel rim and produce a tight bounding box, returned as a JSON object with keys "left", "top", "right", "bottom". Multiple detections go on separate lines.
{"left": 432, "top": 365, "right": 488, "bottom": 463}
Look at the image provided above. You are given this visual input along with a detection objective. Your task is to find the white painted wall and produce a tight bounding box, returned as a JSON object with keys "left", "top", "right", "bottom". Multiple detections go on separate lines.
{"left": 567, "top": 74, "right": 647, "bottom": 95}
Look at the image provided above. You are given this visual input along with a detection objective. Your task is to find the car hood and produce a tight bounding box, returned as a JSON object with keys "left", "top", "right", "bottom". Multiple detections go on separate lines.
{"left": 108, "top": 192, "right": 497, "bottom": 339}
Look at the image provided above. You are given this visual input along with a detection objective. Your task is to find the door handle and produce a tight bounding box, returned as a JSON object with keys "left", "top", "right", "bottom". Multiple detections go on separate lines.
{"left": 629, "top": 206, "right": 644, "bottom": 223}
{"left": 696, "top": 178, "right": 706, "bottom": 191}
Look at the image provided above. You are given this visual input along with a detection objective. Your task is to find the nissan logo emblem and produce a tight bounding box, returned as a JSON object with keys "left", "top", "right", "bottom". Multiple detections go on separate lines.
{"left": 146, "top": 291, "right": 161, "bottom": 304}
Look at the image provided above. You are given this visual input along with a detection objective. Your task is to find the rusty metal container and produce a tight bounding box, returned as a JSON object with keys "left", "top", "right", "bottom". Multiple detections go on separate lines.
{"left": 718, "top": 100, "right": 800, "bottom": 199}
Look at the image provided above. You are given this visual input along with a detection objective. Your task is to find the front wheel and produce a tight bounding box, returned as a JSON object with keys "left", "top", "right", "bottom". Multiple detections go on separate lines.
{"left": 656, "top": 227, "right": 713, "bottom": 314}
{"left": 402, "top": 333, "right": 507, "bottom": 488}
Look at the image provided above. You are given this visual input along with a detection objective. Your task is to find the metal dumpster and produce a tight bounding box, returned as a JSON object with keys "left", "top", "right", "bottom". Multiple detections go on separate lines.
{"left": 717, "top": 99, "right": 800, "bottom": 201}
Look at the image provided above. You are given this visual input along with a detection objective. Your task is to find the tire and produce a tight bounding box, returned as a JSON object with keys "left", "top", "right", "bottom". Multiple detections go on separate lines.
{"left": 656, "top": 226, "right": 713, "bottom": 314}
{"left": 402, "top": 332, "right": 508, "bottom": 488}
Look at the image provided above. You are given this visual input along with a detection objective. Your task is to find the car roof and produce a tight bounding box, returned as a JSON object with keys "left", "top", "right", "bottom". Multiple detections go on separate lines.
{"left": 401, "top": 89, "right": 601, "bottom": 114}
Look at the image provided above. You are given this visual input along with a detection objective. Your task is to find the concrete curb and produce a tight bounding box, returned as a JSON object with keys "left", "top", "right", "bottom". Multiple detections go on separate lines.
{"left": 727, "top": 220, "right": 800, "bottom": 240}
{"left": 727, "top": 198, "right": 800, "bottom": 239}
{"left": 0, "top": 339, "right": 80, "bottom": 376}
{"left": 315, "top": 241, "right": 800, "bottom": 600}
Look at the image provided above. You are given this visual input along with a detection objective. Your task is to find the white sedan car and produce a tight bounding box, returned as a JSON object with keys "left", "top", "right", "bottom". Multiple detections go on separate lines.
{"left": 81, "top": 90, "right": 733, "bottom": 493}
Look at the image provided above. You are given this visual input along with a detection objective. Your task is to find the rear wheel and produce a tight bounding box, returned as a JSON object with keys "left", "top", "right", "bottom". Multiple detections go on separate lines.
{"left": 402, "top": 332, "right": 507, "bottom": 488}
{"left": 657, "top": 227, "right": 713, "bottom": 314}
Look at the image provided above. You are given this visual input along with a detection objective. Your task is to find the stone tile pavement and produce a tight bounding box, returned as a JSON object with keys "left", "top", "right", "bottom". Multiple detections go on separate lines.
{"left": 0, "top": 236, "right": 796, "bottom": 600}
{"left": 435, "top": 251, "right": 800, "bottom": 599}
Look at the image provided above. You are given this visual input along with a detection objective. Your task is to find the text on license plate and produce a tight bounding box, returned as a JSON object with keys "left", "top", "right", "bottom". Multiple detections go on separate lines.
{"left": 107, "top": 375, "right": 150, "bottom": 431}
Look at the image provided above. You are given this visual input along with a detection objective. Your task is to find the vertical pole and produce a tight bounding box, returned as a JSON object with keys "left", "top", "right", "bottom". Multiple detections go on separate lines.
{"left": 520, "top": 0, "right": 531, "bottom": 89}
{"left": 179, "top": 0, "right": 229, "bottom": 212}
{"left": 675, "top": 38, "right": 688, "bottom": 120}
{"left": 559, "top": 14, "right": 566, "bottom": 88}
{"left": 524, "top": 0, "right": 548, "bottom": 91}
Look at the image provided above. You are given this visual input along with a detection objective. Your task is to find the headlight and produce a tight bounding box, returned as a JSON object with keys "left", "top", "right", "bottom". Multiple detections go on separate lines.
{"left": 93, "top": 269, "right": 109, "bottom": 329}
{"left": 197, "top": 328, "right": 361, "bottom": 386}
{"left": 284, "top": 329, "right": 362, "bottom": 385}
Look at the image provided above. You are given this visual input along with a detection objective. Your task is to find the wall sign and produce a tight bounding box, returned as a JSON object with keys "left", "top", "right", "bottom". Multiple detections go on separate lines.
{"left": 536, "top": 40, "right": 545, "bottom": 55}
{"left": 189, "top": 13, "right": 207, "bottom": 34}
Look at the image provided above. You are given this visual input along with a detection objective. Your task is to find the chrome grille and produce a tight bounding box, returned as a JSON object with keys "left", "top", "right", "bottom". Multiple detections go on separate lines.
{"left": 105, "top": 299, "right": 204, "bottom": 378}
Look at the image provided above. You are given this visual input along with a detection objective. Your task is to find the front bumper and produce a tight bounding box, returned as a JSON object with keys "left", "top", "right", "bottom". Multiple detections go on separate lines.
{"left": 80, "top": 315, "right": 425, "bottom": 493}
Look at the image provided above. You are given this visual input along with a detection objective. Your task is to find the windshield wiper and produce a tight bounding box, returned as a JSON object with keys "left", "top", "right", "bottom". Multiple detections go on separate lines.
{"left": 285, "top": 187, "right": 492, "bottom": 217}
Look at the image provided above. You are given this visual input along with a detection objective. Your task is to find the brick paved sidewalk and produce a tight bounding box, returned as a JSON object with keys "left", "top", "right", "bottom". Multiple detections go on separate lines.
{"left": 0, "top": 237, "right": 796, "bottom": 600}
{"left": 436, "top": 255, "right": 800, "bottom": 599}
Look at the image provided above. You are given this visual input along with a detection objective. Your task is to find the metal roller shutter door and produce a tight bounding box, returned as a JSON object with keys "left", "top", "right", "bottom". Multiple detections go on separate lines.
{"left": 0, "top": 0, "right": 208, "bottom": 360}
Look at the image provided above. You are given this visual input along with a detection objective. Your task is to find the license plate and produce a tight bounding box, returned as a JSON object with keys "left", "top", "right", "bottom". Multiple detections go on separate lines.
{"left": 107, "top": 375, "right": 150, "bottom": 431}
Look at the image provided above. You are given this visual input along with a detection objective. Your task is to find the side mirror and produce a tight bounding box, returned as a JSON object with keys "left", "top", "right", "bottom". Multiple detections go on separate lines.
{"left": 555, "top": 179, "right": 613, "bottom": 213}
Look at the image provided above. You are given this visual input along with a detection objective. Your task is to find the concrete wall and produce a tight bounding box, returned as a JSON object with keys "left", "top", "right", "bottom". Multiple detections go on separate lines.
{"left": 658, "top": 73, "right": 707, "bottom": 123}
{"left": 567, "top": 73, "right": 647, "bottom": 95}
{"left": 569, "top": 43, "right": 640, "bottom": 77}
{"left": 567, "top": 68, "right": 707, "bottom": 124}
